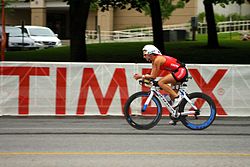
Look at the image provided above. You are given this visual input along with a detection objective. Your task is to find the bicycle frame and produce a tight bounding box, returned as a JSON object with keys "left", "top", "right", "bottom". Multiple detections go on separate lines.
{"left": 142, "top": 82, "right": 198, "bottom": 118}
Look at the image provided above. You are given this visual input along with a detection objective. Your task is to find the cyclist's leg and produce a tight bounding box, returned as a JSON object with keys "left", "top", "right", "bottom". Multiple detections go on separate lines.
{"left": 158, "top": 74, "right": 180, "bottom": 125}
{"left": 158, "top": 73, "right": 177, "bottom": 100}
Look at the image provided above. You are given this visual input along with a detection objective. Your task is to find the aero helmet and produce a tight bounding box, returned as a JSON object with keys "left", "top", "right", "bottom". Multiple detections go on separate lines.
{"left": 142, "top": 45, "right": 162, "bottom": 55}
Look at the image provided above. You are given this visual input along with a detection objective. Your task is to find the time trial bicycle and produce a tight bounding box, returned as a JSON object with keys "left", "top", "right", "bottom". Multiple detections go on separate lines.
{"left": 124, "top": 77, "right": 216, "bottom": 130}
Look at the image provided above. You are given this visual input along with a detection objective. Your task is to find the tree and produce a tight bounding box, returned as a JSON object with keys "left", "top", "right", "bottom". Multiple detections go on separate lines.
{"left": 0, "top": 0, "right": 17, "bottom": 15}
{"left": 147, "top": 0, "right": 165, "bottom": 54}
{"left": 68, "top": 0, "right": 91, "bottom": 62}
{"left": 66, "top": 0, "right": 188, "bottom": 61}
{"left": 203, "top": 0, "right": 250, "bottom": 48}
{"left": 144, "top": 0, "right": 188, "bottom": 54}
{"left": 144, "top": 0, "right": 187, "bottom": 21}
{"left": 1, "top": 0, "right": 17, "bottom": 60}
{"left": 66, "top": 0, "right": 147, "bottom": 62}
{"left": 99, "top": 0, "right": 166, "bottom": 54}
{"left": 203, "top": 0, "right": 219, "bottom": 48}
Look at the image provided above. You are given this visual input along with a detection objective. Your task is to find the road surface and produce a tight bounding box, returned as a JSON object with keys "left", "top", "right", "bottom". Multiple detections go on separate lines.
{"left": 0, "top": 116, "right": 249, "bottom": 167}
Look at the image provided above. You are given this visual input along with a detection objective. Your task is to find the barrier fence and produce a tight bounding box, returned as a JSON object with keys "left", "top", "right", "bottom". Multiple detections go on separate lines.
{"left": 86, "top": 20, "right": 250, "bottom": 43}
{"left": 0, "top": 62, "right": 250, "bottom": 116}
{"left": 198, "top": 20, "right": 250, "bottom": 34}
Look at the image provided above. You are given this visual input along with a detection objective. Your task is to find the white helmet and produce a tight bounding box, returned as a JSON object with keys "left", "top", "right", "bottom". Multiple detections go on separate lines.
{"left": 142, "top": 45, "right": 162, "bottom": 55}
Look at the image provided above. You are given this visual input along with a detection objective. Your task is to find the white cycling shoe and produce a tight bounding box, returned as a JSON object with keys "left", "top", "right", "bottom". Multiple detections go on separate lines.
{"left": 172, "top": 95, "right": 182, "bottom": 108}
{"left": 169, "top": 120, "right": 178, "bottom": 125}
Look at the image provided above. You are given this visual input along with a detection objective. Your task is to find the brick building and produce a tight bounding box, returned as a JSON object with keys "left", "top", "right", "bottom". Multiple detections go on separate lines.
{"left": 2, "top": 0, "right": 250, "bottom": 39}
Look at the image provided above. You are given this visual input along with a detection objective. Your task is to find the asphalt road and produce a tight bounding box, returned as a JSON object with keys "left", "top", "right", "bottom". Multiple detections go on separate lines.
{"left": 0, "top": 116, "right": 250, "bottom": 167}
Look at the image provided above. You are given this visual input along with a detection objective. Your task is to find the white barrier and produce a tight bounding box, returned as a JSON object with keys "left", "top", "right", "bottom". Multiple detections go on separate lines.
{"left": 0, "top": 62, "right": 250, "bottom": 116}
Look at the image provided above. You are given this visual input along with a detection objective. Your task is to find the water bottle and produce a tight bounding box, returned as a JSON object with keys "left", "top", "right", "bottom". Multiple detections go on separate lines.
{"left": 163, "top": 94, "right": 172, "bottom": 105}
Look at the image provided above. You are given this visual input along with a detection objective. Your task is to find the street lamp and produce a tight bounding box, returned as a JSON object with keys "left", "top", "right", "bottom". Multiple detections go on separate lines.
{"left": 1, "top": 0, "right": 6, "bottom": 61}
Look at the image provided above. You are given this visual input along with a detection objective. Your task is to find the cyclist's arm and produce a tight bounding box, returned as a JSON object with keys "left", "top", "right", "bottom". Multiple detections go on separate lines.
{"left": 143, "top": 58, "right": 161, "bottom": 79}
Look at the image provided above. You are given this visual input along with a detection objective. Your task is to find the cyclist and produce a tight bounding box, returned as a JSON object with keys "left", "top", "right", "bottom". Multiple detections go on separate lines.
{"left": 133, "top": 44, "right": 188, "bottom": 124}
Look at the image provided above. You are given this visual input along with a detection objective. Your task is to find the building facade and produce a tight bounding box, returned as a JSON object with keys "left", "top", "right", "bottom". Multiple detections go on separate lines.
{"left": 2, "top": 0, "right": 250, "bottom": 39}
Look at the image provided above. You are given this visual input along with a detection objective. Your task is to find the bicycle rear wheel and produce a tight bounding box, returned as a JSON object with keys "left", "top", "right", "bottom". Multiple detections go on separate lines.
{"left": 179, "top": 92, "right": 216, "bottom": 130}
{"left": 124, "top": 91, "right": 162, "bottom": 130}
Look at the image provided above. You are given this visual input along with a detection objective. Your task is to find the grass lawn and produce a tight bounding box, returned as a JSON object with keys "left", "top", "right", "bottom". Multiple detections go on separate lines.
{"left": 4, "top": 33, "right": 250, "bottom": 64}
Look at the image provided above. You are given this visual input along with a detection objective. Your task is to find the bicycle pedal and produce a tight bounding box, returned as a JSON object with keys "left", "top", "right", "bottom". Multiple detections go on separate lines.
{"left": 169, "top": 120, "right": 177, "bottom": 126}
{"left": 194, "top": 115, "right": 198, "bottom": 119}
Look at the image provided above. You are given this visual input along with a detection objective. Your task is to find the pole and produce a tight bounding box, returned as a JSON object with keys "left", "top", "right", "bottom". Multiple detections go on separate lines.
{"left": 191, "top": 17, "right": 198, "bottom": 41}
{"left": 1, "top": 0, "right": 6, "bottom": 61}
{"left": 21, "top": 20, "right": 24, "bottom": 49}
{"left": 97, "top": 25, "right": 101, "bottom": 43}
{"left": 230, "top": 16, "right": 232, "bottom": 40}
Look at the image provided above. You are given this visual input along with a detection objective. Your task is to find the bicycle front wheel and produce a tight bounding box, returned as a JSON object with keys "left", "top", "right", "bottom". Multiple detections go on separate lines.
{"left": 124, "top": 91, "right": 162, "bottom": 130}
{"left": 179, "top": 92, "right": 216, "bottom": 130}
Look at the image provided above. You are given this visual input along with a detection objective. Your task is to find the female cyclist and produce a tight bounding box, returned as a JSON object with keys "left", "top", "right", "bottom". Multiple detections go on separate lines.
{"left": 133, "top": 45, "right": 188, "bottom": 123}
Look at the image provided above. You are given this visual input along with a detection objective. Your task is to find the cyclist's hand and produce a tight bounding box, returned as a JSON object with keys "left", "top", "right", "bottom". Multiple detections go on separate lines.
{"left": 133, "top": 73, "right": 141, "bottom": 80}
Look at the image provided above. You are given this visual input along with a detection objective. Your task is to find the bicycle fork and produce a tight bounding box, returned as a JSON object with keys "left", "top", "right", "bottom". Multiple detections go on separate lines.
{"left": 142, "top": 91, "right": 154, "bottom": 112}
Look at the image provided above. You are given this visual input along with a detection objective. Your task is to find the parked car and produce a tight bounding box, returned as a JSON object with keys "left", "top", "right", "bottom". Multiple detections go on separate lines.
{"left": 0, "top": 26, "right": 38, "bottom": 50}
{"left": 16, "top": 25, "right": 62, "bottom": 48}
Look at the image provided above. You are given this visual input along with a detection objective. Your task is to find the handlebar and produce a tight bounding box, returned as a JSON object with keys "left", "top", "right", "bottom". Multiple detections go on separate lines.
{"left": 139, "top": 79, "right": 155, "bottom": 87}
{"left": 138, "top": 76, "right": 192, "bottom": 88}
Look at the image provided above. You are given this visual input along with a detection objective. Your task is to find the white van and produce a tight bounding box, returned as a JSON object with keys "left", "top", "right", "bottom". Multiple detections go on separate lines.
{"left": 0, "top": 26, "right": 37, "bottom": 50}
{"left": 16, "top": 26, "right": 62, "bottom": 48}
